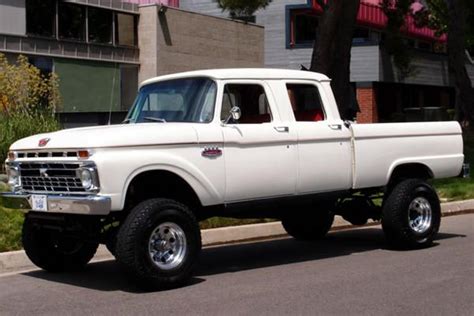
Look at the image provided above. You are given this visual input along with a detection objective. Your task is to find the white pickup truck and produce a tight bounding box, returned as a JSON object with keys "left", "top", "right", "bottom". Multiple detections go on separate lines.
{"left": 1, "top": 69, "right": 467, "bottom": 288}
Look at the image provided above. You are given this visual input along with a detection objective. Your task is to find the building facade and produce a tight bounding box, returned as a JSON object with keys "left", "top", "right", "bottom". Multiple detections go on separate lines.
{"left": 0, "top": 0, "right": 264, "bottom": 127}
{"left": 0, "top": 0, "right": 141, "bottom": 127}
{"left": 180, "top": 0, "right": 474, "bottom": 123}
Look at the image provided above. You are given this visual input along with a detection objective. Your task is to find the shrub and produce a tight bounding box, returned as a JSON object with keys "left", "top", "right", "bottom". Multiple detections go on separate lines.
{"left": 0, "top": 53, "right": 61, "bottom": 166}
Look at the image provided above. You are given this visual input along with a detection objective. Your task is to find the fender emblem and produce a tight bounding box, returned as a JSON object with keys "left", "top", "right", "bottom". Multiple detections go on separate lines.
{"left": 202, "top": 147, "right": 222, "bottom": 158}
{"left": 38, "top": 138, "right": 50, "bottom": 147}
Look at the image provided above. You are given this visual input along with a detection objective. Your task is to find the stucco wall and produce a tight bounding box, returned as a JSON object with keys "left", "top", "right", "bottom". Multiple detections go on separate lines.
{"left": 138, "top": 5, "right": 264, "bottom": 82}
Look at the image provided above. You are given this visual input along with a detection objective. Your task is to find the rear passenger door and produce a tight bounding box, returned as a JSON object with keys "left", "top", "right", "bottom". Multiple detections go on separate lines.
{"left": 286, "top": 81, "right": 353, "bottom": 194}
{"left": 220, "top": 81, "right": 297, "bottom": 202}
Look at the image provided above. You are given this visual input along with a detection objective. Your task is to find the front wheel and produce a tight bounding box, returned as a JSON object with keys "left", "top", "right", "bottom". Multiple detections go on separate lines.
{"left": 22, "top": 214, "right": 99, "bottom": 272}
{"left": 382, "top": 179, "right": 441, "bottom": 249}
{"left": 115, "top": 199, "right": 201, "bottom": 289}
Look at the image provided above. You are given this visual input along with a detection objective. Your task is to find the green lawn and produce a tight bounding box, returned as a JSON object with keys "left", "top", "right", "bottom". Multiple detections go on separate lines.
{"left": 0, "top": 131, "right": 473, "bottom": 252}
{"left": 0, "top": 206, "right": 23, "bottom": 252}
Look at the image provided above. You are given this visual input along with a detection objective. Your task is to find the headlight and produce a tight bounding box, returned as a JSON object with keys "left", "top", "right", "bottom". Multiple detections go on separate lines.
{"left": 80, "top": 169, "right": 93, "bottom": 189}
{"left": 7, "top": 166, "right": 20, "bottom": 189}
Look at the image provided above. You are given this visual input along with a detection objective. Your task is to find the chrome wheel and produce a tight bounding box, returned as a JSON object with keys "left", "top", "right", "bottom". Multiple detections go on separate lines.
{"left": 408, "top": 197, "right": 432, "bottom": 234}
{"left": 148, "top": 222, "right": 187, "bottom": 270}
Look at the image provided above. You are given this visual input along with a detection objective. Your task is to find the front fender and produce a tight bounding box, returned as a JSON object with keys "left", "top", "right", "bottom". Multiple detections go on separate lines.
{"left": 92, "top": 147, "right": 225, "bottom": 210}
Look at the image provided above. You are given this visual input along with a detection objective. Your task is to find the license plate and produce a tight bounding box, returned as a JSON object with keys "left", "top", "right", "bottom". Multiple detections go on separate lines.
{"left": 30, "top": 195, "right": 48, "bottom": 212}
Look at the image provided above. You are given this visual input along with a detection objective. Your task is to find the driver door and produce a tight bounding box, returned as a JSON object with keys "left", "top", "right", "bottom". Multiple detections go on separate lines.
{"left": 220, "top": 81, "right": 297, "bottom": 202}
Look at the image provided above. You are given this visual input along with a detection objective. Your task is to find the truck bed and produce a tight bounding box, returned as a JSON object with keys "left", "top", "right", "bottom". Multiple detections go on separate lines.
{"left": 351, "top": 121, "right": 464, "bottom": 189}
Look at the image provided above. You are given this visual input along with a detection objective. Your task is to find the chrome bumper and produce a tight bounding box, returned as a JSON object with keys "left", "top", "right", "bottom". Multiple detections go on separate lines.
{"left": 0, "top": 192, "right": 111, "bottom": 215}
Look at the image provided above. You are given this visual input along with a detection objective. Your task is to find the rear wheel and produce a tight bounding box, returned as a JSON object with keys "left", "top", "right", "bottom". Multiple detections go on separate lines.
{"left": 22, "top": 214, "right": 99, "bottom": 272}
{"left": 115, "top": 198, "right": 201, "bottom": 289}
{"left": 282, "top": 209, "right": 334, "bottom": 241}
{"left": 382, "top": 179, "right": 441, "bottom": 249}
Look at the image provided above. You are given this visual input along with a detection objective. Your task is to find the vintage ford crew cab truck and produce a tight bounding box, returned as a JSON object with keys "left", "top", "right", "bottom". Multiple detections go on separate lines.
{"left": 1, "top": 69, "right": 467, "bottom": 288}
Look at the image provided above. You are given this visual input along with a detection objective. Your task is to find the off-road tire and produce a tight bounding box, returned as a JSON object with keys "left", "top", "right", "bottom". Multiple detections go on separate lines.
{"left": 282, "top": 210, "right": 335, "bottom": 241}
{"left": 115, "top": 198, "right": 201, "bottom": 289}
{"left": 382, "top": 179, "right": 441, "bottom": 249}
{"left": 22, "top": 214, "right": 99, "bottom": 272}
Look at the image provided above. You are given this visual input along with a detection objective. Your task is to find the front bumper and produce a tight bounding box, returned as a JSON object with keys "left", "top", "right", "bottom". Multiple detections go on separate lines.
{"left": 0, "top": 192, "right": 111, "bottom": 215}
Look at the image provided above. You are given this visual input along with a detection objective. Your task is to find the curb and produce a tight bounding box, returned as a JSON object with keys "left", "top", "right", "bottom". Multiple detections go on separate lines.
{"left": 1, "top": 199, "right": 473, "bottom": 276}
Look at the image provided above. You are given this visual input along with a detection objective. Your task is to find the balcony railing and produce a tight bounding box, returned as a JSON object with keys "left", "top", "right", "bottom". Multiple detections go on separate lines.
{"left": 121, "top": 0, "right": 179, "bottom": 7}
{"left": 0, "top": 34, "right": 139, "bottom": 64}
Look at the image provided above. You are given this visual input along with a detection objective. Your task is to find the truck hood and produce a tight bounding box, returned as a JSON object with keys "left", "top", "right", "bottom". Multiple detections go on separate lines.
{"left": 10, "top": 123, "right": 199, "bottom": 150}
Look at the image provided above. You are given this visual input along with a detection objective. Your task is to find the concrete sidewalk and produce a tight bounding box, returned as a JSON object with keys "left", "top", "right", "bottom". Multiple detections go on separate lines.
{"left": 1, "top": 199, "right": 473, "bottom": 276}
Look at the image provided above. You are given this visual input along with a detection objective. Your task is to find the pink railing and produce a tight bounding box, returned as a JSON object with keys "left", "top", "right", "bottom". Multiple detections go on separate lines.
{"left": 121, "top": 0, "right": 179, "bottom": 7}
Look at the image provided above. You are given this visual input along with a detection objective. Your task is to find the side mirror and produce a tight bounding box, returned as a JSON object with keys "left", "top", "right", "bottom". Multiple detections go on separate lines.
{"left": 224, "top": 106, "right": 241, "bottom": 124}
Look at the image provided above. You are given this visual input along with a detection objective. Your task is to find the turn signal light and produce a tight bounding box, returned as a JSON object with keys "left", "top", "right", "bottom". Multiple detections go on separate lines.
{"left": 78, "top": 150, "right": 90, "bottom": 159}
{"left": 7, "top": 151, "right": 16, "bottom": 161}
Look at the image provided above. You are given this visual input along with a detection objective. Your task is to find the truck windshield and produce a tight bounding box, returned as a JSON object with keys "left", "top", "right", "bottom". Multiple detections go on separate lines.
{"left": 126, "top": 77, "right": 217, "bottom": 123}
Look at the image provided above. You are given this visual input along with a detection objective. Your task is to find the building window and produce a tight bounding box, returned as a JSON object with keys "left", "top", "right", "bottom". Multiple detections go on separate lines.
{"left": 291, "top": 12, "right": 318, "bottom": 46}
{"left": 88, "top": 7, "right": 113, "bottom": 44}
{"left": 59, "top": 2, "right": 86, "bottom": 41}
{"left": 26, "top": 0, "right": 56, "bottom": 37}
{"left": 115, "top": 13, "right": 137, "bottom": 46}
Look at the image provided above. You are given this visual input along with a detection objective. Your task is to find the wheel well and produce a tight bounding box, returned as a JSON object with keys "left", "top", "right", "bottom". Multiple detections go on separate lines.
{"left": 124, "top": 170, "right": 202, "bottom": 213}
{"left": 388, "top": 163, "right": 434, "bottom": 188}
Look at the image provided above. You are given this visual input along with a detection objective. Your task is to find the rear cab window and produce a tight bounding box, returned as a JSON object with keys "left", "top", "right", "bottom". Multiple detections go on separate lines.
{"left": 286, "top": 83, "right": 326, "bottom": 122}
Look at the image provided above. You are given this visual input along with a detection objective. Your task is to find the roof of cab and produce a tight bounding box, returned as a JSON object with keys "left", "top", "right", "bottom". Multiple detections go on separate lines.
{"left": 140, "top": 68, "right": 330, "bottom": 87}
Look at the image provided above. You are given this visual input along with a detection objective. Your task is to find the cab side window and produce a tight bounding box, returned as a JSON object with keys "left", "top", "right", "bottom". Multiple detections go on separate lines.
{"left": 221, "top": 84, "right": 272, "bottom": 124}
{"left": 287, "top": 84, "right": 325, "bottom": 122}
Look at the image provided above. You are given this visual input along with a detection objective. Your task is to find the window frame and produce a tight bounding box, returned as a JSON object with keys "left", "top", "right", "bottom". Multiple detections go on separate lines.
{"left": 219, "top": 80, "right": 277, "bottom": 125}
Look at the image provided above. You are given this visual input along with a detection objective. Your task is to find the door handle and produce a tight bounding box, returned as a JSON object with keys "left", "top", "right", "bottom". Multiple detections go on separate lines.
{"left": 328, "top": 124, "right": 342, "bottom": 130}
{"left": 274, "top": 126, "right": 289, "bottom": 133}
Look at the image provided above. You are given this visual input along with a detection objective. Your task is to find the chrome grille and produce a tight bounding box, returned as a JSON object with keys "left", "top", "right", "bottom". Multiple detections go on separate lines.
{"left": 17, "top": 151, "right": 78, "bottom": 158}
{"left": 18, "top": 162, "right": 86, "bottom": 193}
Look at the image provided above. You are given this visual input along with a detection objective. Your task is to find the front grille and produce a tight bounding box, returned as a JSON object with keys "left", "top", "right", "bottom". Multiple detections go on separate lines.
{"left": 18, "top": 162, "right": 86, "bottom": 193}
{"left": 17, "top": 151, "right": 78, "bottom": 158}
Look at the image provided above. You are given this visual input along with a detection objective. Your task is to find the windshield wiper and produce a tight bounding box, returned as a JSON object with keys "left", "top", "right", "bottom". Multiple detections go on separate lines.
{"left": 122, "top": 118, "right": 132, "bottom": 124}
{"left": 144, "top": 117, "right": 167, "bottom": 123}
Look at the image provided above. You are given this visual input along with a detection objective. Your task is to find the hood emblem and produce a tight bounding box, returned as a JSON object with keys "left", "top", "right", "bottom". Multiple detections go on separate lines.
{"left": 38, "top": 138, "right": 50, "bottom": 147}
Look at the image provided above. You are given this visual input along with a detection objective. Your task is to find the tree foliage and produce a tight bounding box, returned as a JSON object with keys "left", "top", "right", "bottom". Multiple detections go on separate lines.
{"left": 214, "top": 0, "right": 271, "bottom": 21}
{"left": 414, "top": 0, "right": 474, "bottom": 125}
{"left": 381, "top": 0, "right": 417, "bottom": 79}
{"left": 0, "top": 53, "right": 61, "bottom": 164}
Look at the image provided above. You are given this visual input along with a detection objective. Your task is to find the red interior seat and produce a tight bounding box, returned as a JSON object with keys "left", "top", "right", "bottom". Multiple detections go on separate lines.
{"left": 295, "top": 109, "right": 324, "bottom": 122}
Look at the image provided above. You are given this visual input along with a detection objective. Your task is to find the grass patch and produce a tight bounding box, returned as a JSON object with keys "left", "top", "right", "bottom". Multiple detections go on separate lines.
{"left": 200, "top": 217, "right": 274, "bottom": 230}
{"left": 0, "top": 206, "right": 23, "bottom": 252}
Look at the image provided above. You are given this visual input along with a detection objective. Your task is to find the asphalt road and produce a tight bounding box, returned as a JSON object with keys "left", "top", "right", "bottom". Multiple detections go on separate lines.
{"left": 0, "top": 214, "right": 473, "bottom": 315}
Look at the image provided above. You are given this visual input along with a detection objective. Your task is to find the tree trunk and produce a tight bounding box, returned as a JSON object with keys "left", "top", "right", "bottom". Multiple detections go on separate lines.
{"left": 445, "top": 0, "right": 474, "bottom": 126}
{"left": 310, "top": 0, "right": 361, "bottom": 120}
